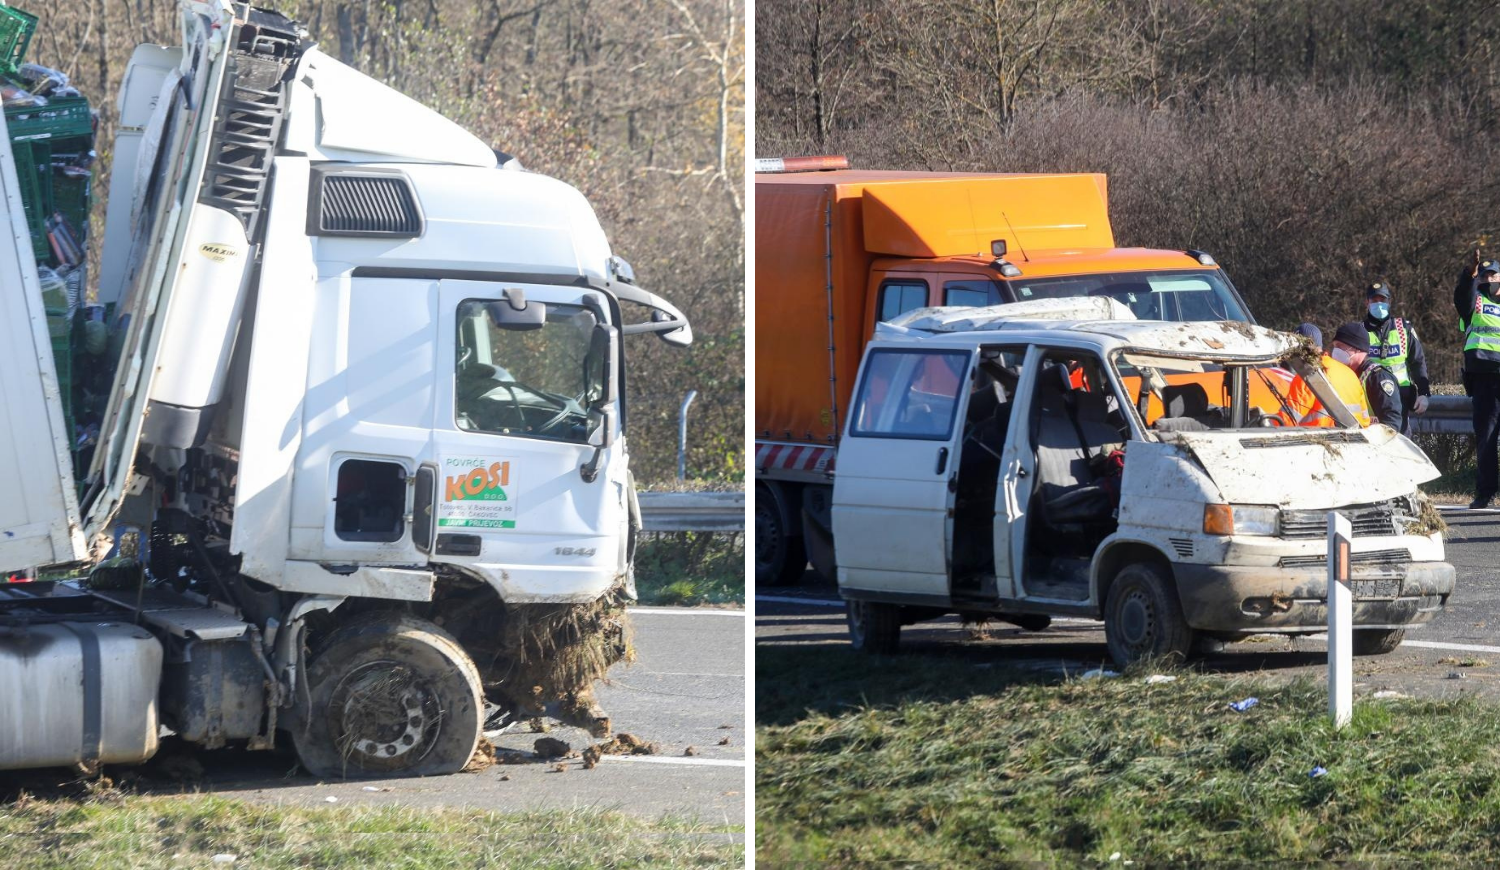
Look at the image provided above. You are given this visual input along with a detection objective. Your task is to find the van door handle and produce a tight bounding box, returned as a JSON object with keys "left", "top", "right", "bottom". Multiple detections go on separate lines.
{"left": 935, "top": 447, "right": 949, "bottom": 475}
{"left": 1017, "top": 466, "right": 1028, "bottom": 478}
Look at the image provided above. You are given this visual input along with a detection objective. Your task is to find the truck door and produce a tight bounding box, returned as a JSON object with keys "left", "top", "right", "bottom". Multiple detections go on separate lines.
{"left": 832, "top": 345, "right": 974, "bottom": 599}
{"left": 432, "top": 279, "right": 627, "bottom": 599}
{"left": 0, "top": 116, "right": 85, "bottom": 571}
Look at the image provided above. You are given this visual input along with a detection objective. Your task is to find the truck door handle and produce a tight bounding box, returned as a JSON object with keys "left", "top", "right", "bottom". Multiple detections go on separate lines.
{"left": 1017, "top": 467, "right": 1028, "bottom": 478}
{"left": 935, "top": 447, "right": 949, "bottom": 475}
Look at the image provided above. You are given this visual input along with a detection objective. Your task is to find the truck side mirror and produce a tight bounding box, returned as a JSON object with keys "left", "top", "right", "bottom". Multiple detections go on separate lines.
{"left": 612, "top": 282, "right": 693, "bottom": 347}
{"left": 588, "top": 323, "right": 619, "bottom": 407}
{"left": 486, "top": 289, "right": 546, "bottom": 331}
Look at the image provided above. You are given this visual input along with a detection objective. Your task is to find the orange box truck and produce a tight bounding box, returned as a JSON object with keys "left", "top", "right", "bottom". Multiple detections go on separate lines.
{"left": 754, "top": 160, "right": 1257, "bottom": 586}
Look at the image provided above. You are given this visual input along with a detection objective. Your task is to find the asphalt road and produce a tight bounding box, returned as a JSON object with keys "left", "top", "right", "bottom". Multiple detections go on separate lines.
{"left": 1, "top": 608, "right": 747, "bottom": 823}
{"left": 757, "top": 508, "right": 1500, "bottom": 701}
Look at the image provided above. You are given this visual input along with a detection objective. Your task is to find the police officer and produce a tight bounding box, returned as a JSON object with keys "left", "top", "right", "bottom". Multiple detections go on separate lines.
{"left": 1454, "top": 258, "right": 1500, "bottom": 508}
{"left": 1332, "top": 322, "right": 1402, "bottom": 429}
{"left": 1364, "top": 281, "right": 1430, "bottom": 434}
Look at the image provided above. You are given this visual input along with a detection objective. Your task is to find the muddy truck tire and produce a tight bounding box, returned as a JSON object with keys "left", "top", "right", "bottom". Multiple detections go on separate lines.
{"left": 294, "top": 613, "right": 484, "bottom": 779}
{"left": 846, "top": 600, "right": 900, "bottom": 654}
{"left": 1104, "top": 562, "right": 1195, "bottom": 666}
{"left": 1352, "top": 628, "right": 1406, "bottom": 656}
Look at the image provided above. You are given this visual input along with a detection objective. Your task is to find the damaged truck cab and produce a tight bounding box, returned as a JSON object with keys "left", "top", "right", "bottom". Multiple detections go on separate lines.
{"left": 833, "top": 299, "right": 1453, "bottom": 664}
{"left": 0, "top": 1, "right": 688, "bottom": 777}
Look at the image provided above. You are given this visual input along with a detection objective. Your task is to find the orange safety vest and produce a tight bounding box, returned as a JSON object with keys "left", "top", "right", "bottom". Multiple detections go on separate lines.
{"left": 1281, "top": 355, "right": 1371, "bottom": 427}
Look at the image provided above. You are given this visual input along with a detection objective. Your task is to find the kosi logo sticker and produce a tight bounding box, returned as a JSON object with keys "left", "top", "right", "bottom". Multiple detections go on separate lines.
{"left": 438, "top": 457, "right": 518, "bottom": 529}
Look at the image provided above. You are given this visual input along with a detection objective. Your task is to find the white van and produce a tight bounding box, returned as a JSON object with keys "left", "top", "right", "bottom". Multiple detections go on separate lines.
{"left": 833, "top": 299, "right": 1453, "bottom": 664}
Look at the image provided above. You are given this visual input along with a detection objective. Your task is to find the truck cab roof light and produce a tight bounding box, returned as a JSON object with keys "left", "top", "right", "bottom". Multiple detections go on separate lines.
{"left": 990, "top": 239, "right": 1007, "bottom": 258}
{"left": 994, "top": 259, "right": 1023, "bottom": 278}
{"left": 755, "top": 155, "right": 850, "bottom": 174}
{"left": 1186, "top": 249, "right": 1216, "bottom": 266}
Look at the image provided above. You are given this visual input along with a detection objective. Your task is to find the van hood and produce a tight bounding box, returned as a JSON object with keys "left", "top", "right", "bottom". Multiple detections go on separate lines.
{"left": 1157, "top": 426, "right": 1438, "bottom": 507}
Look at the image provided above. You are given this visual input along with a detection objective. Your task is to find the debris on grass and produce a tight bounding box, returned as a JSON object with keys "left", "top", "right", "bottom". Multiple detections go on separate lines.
{"left": 1438, "top": 656, "right": 1490, "bottom": 667}
{"left": 1228, "top": 697, "right": 1259, "bottom": 712}
{"left": 1082, "top": 668, "right": 1120, "bottom": 680}
{"left": 1144, "top": 674, "right": 1178, "bottom": 685}
{"left": 1308, "top": 766, "right": 1327, "bottom": 778}
{"left": 1372, "top": 690, "right": 1409, "bottom": 700}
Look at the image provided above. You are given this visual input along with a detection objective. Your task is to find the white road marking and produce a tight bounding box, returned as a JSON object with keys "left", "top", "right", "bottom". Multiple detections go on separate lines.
{"left": 1437, "top": 505, "right": 1500, "bottom": 514}
{"left": 755, "top": 595, "right": 1102, "bottom": 625}
{"left": 1401, "top": 639, "right": 1500, "bottom": 655}
{"left": 601, "top": 754, "right": 746, "bottom": 768}
{"left": 629, "top": 606, "right": 745, "bottom": 616}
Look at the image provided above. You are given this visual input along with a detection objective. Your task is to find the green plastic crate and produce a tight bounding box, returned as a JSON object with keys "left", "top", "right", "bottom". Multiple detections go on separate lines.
{"left": 52, "top": 166, "right": 88, "bottom": 240}
{"left": 48, "top": 318, "right": 71, "bottom": 433}
{"left": 0, "top": 5, "right": 36, "bottom": 76}
{"left": 12, "top": 138, "right": 50, "bottom": 261}
{"left": 5, "top": 95, "right": 90, "bottom": 142}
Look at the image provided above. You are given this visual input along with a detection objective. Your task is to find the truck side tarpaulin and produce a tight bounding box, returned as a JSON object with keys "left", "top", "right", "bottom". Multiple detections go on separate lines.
{"left": 756, "top": 179, "right": 873, "bottom": 445}
{"left": 861, "top": 173, "right": 1113, "bottom": 258}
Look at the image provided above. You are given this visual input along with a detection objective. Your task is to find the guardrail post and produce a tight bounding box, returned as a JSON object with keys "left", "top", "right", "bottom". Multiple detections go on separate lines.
{"left": 1327, "top": 511, "right": 1352, "bottom": 728}
{"left": 678, "top": 390, "right": 698, "bottom": 481}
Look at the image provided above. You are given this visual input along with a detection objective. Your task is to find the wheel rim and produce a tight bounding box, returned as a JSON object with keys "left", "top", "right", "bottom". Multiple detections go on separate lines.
{"left": 331, "top": 661, "right": 445, "bottom": 769}
{"left": 754, "top": 493, "right": 782, "bottom": 573}
{"left": 1116, "top": 587, "right": 1157, "bottom": 657}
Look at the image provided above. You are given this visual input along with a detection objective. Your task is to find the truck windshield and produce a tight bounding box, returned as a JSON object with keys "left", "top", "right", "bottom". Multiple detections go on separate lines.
{"left": 454, "top": 300, "right": 605, "bottom": 444}
{"left": 1006, "top": 270, "right": 1248, "bottom": 322}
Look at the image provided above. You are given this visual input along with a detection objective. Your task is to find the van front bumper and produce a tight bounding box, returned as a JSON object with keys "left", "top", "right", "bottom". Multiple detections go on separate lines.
{"left": 1172, "top": 561, "right": 1455, "bottom": 633}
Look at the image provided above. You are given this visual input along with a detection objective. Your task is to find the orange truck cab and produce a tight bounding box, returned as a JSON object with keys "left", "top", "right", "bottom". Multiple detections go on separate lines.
{"left": 754, "top": 160, "right": 1258, "bottom": 587}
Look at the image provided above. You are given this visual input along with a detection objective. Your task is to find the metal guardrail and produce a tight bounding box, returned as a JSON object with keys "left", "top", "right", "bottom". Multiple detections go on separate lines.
{"left": 637, "top": 491, "right": 745, "bottom": 532}
{"left": 1410, "top": 395, "right": 1473, "bottom": 435}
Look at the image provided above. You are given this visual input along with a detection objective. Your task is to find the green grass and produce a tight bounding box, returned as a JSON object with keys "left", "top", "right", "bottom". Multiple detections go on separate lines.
{"left": 0, "top": 795, "right": 741, "bottom": 869}
{"left": 634, "top": 532, "right": 743, "bottom": 607}
{"left": 757, "top": 646, "right": 1500, "bottom": 866}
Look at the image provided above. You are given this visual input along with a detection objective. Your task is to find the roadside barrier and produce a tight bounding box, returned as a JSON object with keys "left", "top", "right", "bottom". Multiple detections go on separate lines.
{"left": 638, "top": 491, "right": 744, "bottom": 532}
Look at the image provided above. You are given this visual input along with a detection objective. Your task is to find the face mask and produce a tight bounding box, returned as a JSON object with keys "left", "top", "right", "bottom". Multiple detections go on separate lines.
{"left": 1331, "top": 347, "right": 1353, "bottom": 365}
{"left": 1368, "top": 302, "right": 1390, "bottom": 320}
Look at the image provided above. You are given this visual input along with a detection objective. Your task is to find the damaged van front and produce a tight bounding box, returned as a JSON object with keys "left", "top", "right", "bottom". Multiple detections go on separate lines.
{"left": 1101, "top": 337, "right": 1454, "bottom": 661}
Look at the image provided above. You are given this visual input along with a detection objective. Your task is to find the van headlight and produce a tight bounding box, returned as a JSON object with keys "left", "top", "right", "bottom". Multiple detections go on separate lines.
{"left": 1232, "top": 505, "right": 1280, "bottom": 536}
{"left": 1205, "top": 504, "right": 1279, "bottom": 536}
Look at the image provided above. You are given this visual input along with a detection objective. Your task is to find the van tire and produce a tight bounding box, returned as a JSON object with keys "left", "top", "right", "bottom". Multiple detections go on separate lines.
{"left": 293, "top": 613, "right": 484, "bottom": 779}
{"left": 846, "top": 600, "right": 900, "bottom": 654}
{"left": 1104, "top": 562, "right": 1195, "bottom": 666}
{"left": 756, "top": 482, "right": 806, "bottom": 586}
{"left": 1352, "top": 628, "right": 1405, "bottom": 656}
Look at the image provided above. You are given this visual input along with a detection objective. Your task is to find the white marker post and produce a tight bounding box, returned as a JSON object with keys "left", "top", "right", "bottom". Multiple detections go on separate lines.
{"left": 1327, "top": 511, "right": 1353, "bottom": 728}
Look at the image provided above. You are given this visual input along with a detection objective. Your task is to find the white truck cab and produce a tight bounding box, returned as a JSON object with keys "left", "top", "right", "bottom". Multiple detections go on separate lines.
{"left": 833, "top": 298, "right": 1453, "bottom": 664}
{"left": 0, "top": 1, "right": 689, "bottom": 777}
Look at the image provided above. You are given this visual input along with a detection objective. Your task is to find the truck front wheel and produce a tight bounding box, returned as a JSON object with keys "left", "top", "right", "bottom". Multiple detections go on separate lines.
{"left": 846, "top": 600, "right": 900, "bottom": 654}
{"left": 756, "top": 482, "right": 806, "bottom": 586}
{"left": 294, "top": 614, "right": 484, "bottom": 779}
{"left": 1104, "top": 562, "right": 1195, "bottom": 666}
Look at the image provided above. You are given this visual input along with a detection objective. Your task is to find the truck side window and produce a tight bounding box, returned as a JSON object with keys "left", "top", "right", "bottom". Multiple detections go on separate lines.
{"left": 850, "top": 349, "right": 968, "bottom": 440}
{"left": 334, "top": 459, "right": 407, "bottom": 543}
{"left": 877, "top": 281, "right": 929, "bottom": 322}
{"left": 944, "top": 280, "right": 1002, "bottom": 308}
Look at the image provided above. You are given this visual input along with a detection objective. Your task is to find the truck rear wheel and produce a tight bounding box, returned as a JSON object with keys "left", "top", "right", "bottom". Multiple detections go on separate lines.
{"left": 846, "top": 600, "right": 900, "bottom": 654}
{"left": 1104, "top": 562, "right": 1195, "bottom": 666}
{"left": 756, "top": 482, "right": 806, "bottom": 586}
{"left": 294, "top": 614, "right": 484, "bottom": 779}
{"left": 1352, "top": 628, "right": 1405, "bottom": 656}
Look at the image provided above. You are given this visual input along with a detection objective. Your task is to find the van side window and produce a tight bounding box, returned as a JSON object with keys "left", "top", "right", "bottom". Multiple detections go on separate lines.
{"left": 850, "top": 349, "right": 968, "bottom": 440}
{"left": 944, "top": 280, "right": 1002, "bottom": 308}
{"left": 877, "top": 281, "right": 929, "bottom": 322}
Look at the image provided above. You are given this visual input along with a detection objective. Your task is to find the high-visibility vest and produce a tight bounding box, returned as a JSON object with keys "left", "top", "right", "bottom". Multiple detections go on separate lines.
{"left": 1283, "top": 356, "right": 1372, "bottom": 427}
{"left": 1367, "top": 319, "right": 1412, "bottom": 387}
{"left": 1464, "top": 293, "right": 1500, "bottom": 357}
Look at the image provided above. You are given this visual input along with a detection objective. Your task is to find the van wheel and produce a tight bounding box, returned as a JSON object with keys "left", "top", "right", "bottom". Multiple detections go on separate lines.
{"left": 1352, "top": 628, "right": 1405, "bottom": 656}
{"left": 294, "top": 614, "right": 484, "bottom": 779}
{"left": 1104, "top": 562, "right": 1195, "bottom": 666}
{"left": 846, "top": 600, "right": 900, "bottom": 654}
{"left": 756, "top": 483, "right": 806, "bottom": 586}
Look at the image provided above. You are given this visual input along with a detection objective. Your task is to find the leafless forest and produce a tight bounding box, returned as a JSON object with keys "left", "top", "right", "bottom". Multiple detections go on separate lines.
{"left": 757, "top": 0, "right": 1500, "bottom": 382}
{"left": 33, "top": 0, "right": 744, "bottom": 484}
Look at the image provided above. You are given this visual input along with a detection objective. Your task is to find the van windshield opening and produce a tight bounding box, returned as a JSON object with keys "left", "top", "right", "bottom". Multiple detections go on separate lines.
{"left": 1006, "top": 270, "right": 1249, "bottom": 322}
{"left": 1110, "top": 350, "right": 1304, "bottom": 432}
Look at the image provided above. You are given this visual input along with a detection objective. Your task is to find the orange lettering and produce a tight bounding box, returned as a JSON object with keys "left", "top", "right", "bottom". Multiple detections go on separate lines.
{"left": 464, "top": 469, "right": 487, "bottom": 496}
{"left": 490, "top": 461, "right": 510, "bottom": 488}
{"left": 445, "top": 476, "right": 467, "bottom": 501}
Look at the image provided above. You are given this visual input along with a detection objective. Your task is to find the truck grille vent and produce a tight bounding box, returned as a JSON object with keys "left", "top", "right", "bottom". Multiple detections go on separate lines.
{"left": 1278, "top": 548, "right": 1411, "bottom": 570}
{"left": 311, "top": 173, "right": 424, "bottom": 237}
{"left": 1280, "top": 501, "right": 1398, "bottom": 539}
{"left": 1168, "top": 538, "right": 1195, "bottom": 558}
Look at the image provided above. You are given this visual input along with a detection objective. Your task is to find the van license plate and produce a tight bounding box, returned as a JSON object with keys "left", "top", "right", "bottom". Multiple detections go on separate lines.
{"left": 1349, "top": 579, "right": 1401, "bottom": 599}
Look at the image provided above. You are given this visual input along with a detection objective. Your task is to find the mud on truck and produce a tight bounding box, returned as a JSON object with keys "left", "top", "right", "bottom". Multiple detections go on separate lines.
{"left": 0, "top": 1, "right": 690, "bottom": 777}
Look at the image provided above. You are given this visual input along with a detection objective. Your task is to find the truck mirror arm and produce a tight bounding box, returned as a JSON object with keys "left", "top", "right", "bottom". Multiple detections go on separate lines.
{"left": 611, "top": 283, "right": 693, "bottom": 347}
